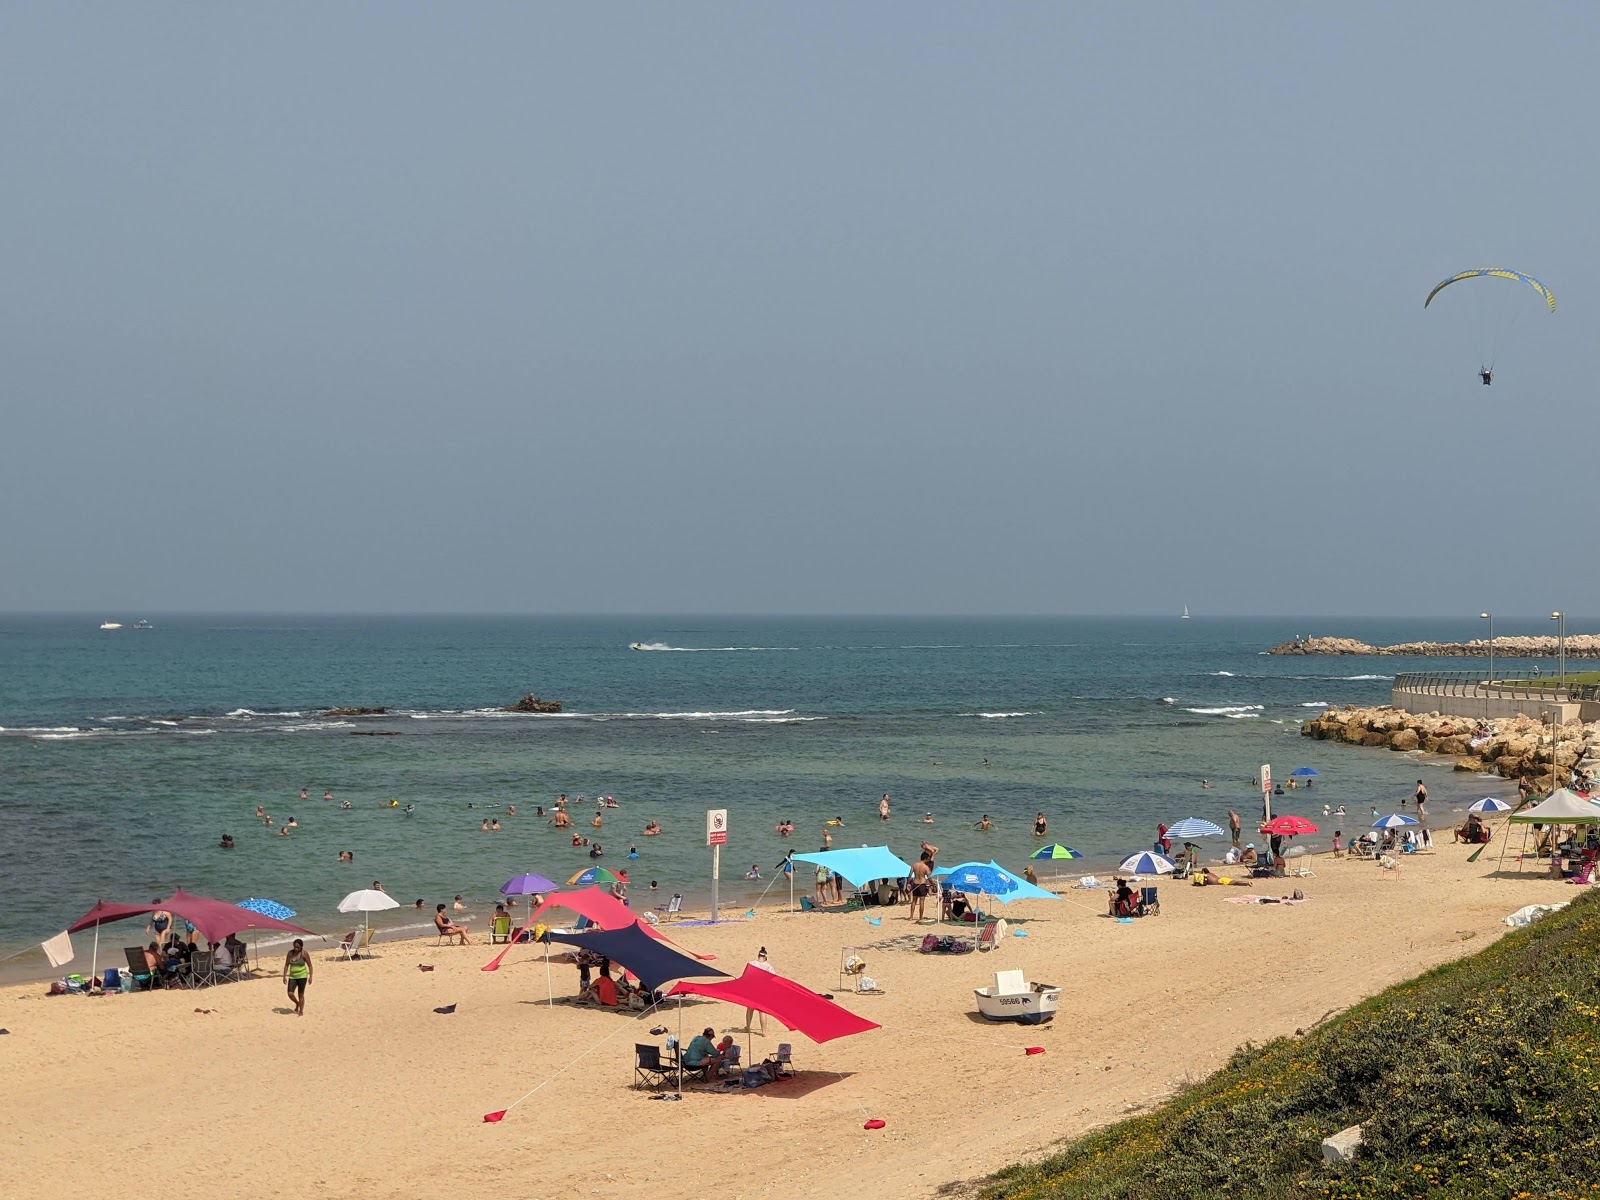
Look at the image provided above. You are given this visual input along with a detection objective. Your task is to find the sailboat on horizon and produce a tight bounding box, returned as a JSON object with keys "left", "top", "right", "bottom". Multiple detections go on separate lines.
{"left": 1181, "top": 605, "right": 1190, "bottom": 620}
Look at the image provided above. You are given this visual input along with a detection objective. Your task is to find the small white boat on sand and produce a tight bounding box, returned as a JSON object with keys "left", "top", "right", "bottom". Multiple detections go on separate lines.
{"left": 974, "top": 969, "right": 1061, "bottom": 1025}
{"left": 99, "top": 621, "right": 123, "bottom": 630}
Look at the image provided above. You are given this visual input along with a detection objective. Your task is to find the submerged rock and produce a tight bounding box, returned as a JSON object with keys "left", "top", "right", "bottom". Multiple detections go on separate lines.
{"left": 325, "top": 706, "right": 386, "bottom": 717}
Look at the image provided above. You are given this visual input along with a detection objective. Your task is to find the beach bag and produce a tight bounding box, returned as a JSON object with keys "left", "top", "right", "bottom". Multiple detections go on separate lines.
{"left": 741, "top": 1066, "right": 767, "bottom": 1089}
{"left": 49, "top": 980, "right": 68, "bottom": 996}
{"left": 119, "top": 974, "right": 134, "bottom": 994}
{"left": 920, "top": 934, "right": 941, "bottom": 953}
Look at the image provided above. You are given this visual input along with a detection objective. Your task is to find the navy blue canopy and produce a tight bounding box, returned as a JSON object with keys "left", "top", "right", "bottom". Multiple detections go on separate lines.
{"left": 544, "top": 923, "right": 728, "bottom": 993}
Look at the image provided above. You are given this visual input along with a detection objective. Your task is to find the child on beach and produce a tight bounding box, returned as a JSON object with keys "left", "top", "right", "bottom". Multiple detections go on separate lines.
{"left": 1332, "top": 830, "right": 1344, "bottom": 857}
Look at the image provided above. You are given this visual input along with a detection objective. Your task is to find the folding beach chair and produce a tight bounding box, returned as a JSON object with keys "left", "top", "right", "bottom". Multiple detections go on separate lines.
{"left": 633, "top": 1044, "right": 674, "bottom": 1089}
{"left": 123, "top": 947, "right": 154, "bottom": 989}
{"left": 976, "top": 922, "right": 999, "bottom": 951}
{"left": 768, "top": 1043, "right": 795, "bottom": 1078}
{"left": 489, "top": 915, "right": 512, "bottom": 945}
{"left": 1138, "top": 886, "right": 1160, "bottom": 916}
{"left": 188, "top": 952, "right": 217, "bottom": 989}
{"left": 334, "top": 930, "right": 360, "bottom": 960}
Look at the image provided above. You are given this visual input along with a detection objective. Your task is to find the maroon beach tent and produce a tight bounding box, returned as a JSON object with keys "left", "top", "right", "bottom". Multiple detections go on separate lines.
{"left": 69, "top": 887, "right": 314, "bottom": 983}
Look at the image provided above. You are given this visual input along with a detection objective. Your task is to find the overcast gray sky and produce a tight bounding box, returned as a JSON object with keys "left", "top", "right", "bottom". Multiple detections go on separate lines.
{"left": 0, "top": 3, "right": 1590, "bottom": 616}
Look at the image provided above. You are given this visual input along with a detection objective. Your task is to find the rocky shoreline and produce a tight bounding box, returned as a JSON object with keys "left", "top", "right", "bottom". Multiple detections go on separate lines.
{"left": 1302, "top": 704, "right": 1596, "bottom": 781}
{"left": 1271, "top": 634, "right": 1600, "bottom": 657}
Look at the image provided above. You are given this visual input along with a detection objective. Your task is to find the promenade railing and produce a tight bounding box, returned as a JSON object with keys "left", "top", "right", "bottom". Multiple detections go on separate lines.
{"left": 1393, "top": 671, "right": 1575, "bottom": 703}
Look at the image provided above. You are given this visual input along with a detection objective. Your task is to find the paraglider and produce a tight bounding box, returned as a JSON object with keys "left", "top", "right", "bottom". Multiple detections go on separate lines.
{"left": 1425, "top": 268, "right": 1555, "bottom": 384}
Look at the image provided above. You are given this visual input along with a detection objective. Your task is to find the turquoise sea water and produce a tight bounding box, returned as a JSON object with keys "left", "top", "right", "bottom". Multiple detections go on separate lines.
{"left": 0, "top": 615, "right": 1562, "bottom": 961}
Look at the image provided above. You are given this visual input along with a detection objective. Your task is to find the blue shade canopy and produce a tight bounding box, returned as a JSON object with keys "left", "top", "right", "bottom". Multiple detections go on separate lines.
{"left": 1289, "top": 767, "right": 1320, "bottom": 777}
{"left": 1165, "top": 818, "right": 1225, "bottom": 839}
{"left": 543, "top": 923, "right": 727, "bottom": 993}
{"left": 791, "top": 847, "right": 913, "bottom": 888}
{"left": 236, "top": 898, "right": 296, "bottom": 920}
{"left": 1372, "top": 814, "right": 1420, "bottom": 829}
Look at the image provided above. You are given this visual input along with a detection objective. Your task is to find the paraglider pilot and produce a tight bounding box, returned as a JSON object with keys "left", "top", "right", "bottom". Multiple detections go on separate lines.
{"left": 1480, "top": 368, "right": 1492, "bottom": 386}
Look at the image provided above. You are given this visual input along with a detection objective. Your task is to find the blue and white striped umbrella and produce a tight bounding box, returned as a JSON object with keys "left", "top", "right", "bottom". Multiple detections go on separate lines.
{"left": 1371, "top": 814, "right": 1420, "bottom": 830}
{"left": 1469, "top": 797, "right": 1512, "bottom": 814}
{"left": 237, "top": 898, "right": 296, "bottom": 921}
{"left": 1118, "top": 851, "right": 1177, "bottom": 876}
{"left": 1165, "top": 817, "right": 1225, "bottom": 840}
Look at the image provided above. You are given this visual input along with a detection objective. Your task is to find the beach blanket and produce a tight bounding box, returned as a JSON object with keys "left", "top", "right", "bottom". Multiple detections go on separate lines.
{"left": 1505, "top": 902, "right": 1568, "bottom": 928}
{"left": 1222, "top": 896, "right": 1311, "bottom": 906}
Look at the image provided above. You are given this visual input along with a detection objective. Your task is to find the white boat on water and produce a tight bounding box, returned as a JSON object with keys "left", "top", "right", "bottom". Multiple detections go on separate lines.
{"left": 99, "top": 621, "right": 123, "bottom": 630}
{"left": 132, "top": 620, "right": 152, "bottom": 630}
{"left": 974, "top": 969, "right": 1061, "bottom": 1025}
{"left": 1181, "top": 605, "right": 1190, "bottom": 620}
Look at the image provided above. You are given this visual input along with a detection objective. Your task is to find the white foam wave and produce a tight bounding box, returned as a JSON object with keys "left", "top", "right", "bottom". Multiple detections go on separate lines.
{"left": 649, "top": 709, "right": 796, "bottom": 719}
{"left": 631, "top": 643, "right": 799, "bottom": 652}
{"left": 976, "top": 711, "right": 1041, "bottom": 719}
{"left": 275, "top": 720, "right": 357, "bottom": 732}
{"left": 226, "top": 708, "right": 305, "bottom": 718}
{"left": 1337, "top": 674, "right": 1388, "bottom": 681}
{"left": 1161, "top": 697, "right": 1176, "bottom": 705}
{"left": 1185, "top": 705, "right": 1264, "bottom": 718}
{"left": 1300, "top": 701, "right": 1330, "bottom": 707}
{"left": 11, "top": 726, "right": 80, "bottom": 733}
{"left": 738, "top": 716, "right": 827, "bottom": 723}
{"left": 1211, "top": 671, "right": 1236, "bottom": 677}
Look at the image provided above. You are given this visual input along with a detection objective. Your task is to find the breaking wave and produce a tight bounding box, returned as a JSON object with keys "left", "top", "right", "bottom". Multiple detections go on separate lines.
{"left": 1185, "top": 704, "right": 1264, "bottom": 719}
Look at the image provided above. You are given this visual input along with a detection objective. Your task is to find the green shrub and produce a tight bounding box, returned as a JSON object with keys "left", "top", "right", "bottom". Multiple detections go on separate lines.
{"left": 986, "top": 891, "right": 1600, "bottom": 1200}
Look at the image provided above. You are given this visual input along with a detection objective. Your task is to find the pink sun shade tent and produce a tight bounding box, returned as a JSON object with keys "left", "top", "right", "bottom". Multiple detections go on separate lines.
{"left": 68, "top": 887, "right": 314, "bottom": 946}
{"left": 666, "top": 964, "right": 881, "bottom": 1043}
{"left": 528, "top": 887, "right": 711, "bottom": 957}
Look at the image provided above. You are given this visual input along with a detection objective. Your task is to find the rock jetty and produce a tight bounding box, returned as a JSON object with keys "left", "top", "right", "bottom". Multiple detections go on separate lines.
{"left": 504, "top": 693, "right": 563, "bottom": 714}
{"left": 1271, "top": 634, "right": 1600, "bottom": 658}
{"left": 1302, "top": 705, "right": 1595, "bottom": 781}
{"left": 325, "top": 706, "right": 386, "bottom": 716}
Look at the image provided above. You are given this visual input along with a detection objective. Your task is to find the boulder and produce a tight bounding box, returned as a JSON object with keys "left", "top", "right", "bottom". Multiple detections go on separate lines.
{"left": 1454, "top": 757, "right": 1484, "bottom": 773}
{"left": 1388, "top": 729, "right": 1420, "bottom": 752}
{"left": 504, "top": 693, "right": 563, "bottom": 714}
{"left": 1321, "top": 1124, "right": 1363, "bottom": 1166}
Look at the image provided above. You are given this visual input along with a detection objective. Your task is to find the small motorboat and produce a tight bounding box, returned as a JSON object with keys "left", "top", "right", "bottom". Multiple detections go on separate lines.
{"left": 974, "top": 969, "right": 1061, "bottom": 1025}
{"left": 132, "top": 619, "right": 153, "bottom": 630}
{"left": 629, "top": 642, "right": 644, "bottom": 650}
{"left": 99, "top": 621, "right": 123, "bottom": 630}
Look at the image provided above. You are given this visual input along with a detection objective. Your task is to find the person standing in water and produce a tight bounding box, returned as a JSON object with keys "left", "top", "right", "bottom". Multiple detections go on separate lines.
{"left": 878, "top": 794, "right": 891, "bottom": 822}
{"left": 283, "top": 939, "right": 312, "bottom": 1016}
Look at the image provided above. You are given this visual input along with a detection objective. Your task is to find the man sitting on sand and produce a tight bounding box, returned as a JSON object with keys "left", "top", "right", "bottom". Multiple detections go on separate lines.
{"left": 1194, "top": 867, "right": 1252, "bottom": 887}
{"left": 433, "top": 904, "right": 471, "bottom": 945}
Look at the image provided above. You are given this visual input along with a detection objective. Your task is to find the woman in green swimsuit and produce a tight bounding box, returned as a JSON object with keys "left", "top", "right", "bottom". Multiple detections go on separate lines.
{"left": 283, "top": 939, "right": 312, "bottom": 1016}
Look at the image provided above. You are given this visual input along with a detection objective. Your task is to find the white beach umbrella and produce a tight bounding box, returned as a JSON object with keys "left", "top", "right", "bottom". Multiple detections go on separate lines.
{"left": 1469, "top": 797, "right": 1513, "bottom": 814}
{"left": 1117, "top": 851, "right": 1177, "bottom": 877}
{"left": 337, "top": 889, "right": 399, "bottom": 937}
{"left": 1371, "top": 814, "right": 1420, "bottom": 830}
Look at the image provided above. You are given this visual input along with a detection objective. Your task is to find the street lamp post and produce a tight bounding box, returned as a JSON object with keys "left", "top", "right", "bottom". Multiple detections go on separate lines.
{"left": 1552, "top": 611, "right": 1567, "bottom": 694}
{"left": 1480, "top": 612, "right": 1494, "bottom": 719}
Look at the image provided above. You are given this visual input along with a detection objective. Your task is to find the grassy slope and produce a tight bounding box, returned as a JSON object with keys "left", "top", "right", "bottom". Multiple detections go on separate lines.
{"left": 985, "top": 892, "right": 1600, "bottom": 1200}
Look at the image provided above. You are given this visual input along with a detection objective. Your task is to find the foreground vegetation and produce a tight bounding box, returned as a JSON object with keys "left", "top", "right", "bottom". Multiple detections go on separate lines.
{"left": 985, "top": 892, "right": 1600, "bottom": 1200}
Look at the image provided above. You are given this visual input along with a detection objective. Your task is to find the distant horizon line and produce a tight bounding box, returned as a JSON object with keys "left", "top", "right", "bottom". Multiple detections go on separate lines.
{"left": 4, "top": 611, "right": 1594, "bottom": 623}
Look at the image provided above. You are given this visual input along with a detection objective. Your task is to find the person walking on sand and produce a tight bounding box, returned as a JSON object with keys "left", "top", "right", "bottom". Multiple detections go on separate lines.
{"left": 283, "top": 939, "right": 312, "bottom": 1016}
{"left": 1228, "top": 809, "right": 1241, "bottom": 849}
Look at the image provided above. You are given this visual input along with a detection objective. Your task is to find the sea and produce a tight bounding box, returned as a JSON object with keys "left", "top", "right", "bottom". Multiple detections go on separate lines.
{"left": 0, "top": 614, "right": 1563, "bottom": 967}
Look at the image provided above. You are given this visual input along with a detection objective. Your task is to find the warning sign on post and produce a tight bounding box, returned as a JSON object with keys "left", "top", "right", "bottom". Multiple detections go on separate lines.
{"left": 706, "top": 808, "right": 728, "bottom": 846}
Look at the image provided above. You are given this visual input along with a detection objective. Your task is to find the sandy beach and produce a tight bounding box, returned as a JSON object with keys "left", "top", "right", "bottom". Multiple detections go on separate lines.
{"left": 0, "top": 842, "right": 1576, "bottom": 1200}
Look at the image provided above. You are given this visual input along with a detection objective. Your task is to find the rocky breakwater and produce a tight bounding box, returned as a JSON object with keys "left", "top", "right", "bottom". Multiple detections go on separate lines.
{"left": 1272, "top": 634, "right": 1600, "bottom": 658}
{"left": 504, "top": 693, "right": 563, "bottom": 714}
{"left": 1303, "top": 705, "right": 1597, "bottom": 780}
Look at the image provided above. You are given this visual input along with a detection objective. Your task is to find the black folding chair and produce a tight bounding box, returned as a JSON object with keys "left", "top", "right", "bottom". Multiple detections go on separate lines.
{"left": 633, "top": 1043, "right": 674, "bottom": 1089}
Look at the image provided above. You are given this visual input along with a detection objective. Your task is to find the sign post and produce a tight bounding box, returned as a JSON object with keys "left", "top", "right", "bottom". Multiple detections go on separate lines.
{"left": 706, "top": 809, "right": 728, "bottom": 923}
{"left": 1261, "top": 764, "right": 1273, "bottom": 824}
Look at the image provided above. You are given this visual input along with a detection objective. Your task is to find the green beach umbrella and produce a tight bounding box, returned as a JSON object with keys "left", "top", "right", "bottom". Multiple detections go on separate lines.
{"left": 1029, "top": 843, "right": 1082, "bottom": 881}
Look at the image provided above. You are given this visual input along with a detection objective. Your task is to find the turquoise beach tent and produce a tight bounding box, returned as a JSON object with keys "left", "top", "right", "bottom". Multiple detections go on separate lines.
{"left": 791, "top": 847, "right": 912, "bottom": 888}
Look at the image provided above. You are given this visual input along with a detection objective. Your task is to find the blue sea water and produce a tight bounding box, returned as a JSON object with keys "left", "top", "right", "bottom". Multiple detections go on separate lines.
{"left": 0, "top": 614, "right": 1558, "bottom": 960}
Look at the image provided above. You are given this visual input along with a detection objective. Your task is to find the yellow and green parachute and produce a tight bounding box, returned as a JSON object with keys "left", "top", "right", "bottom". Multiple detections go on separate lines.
{"left": 1424, "top": 268, "right": 1555, "bottom": 312}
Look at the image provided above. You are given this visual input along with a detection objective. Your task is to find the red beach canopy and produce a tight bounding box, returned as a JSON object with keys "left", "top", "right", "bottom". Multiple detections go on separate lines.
{"left": 666, "top": 964, "right": 881, "bottom": 1044}
{"left": 528, "top": 887, "right": 713, "bottom": 958}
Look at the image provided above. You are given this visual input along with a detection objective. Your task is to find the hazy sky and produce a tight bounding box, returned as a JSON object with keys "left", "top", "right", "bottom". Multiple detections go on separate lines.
{"left": 1, "top": 4, "right": 1592, "bottom": 616}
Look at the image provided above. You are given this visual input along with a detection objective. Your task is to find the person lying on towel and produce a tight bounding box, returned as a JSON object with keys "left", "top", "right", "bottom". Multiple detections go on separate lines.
{"left": 1194, "top": 868, "right": 1252, "bottom": 887}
